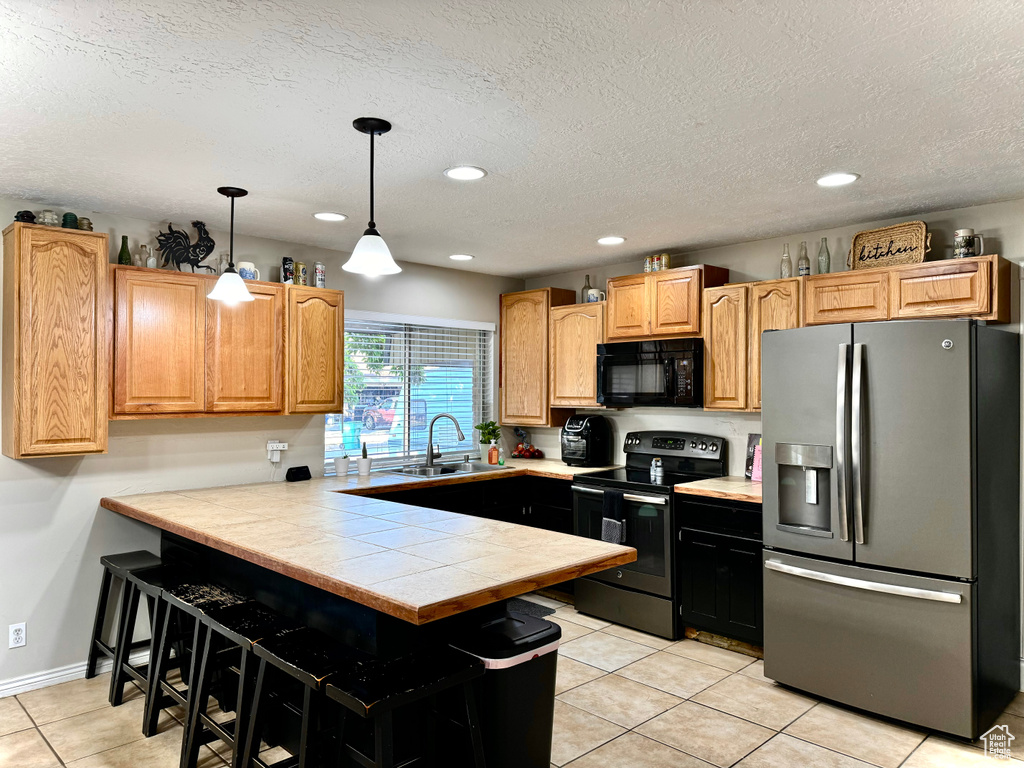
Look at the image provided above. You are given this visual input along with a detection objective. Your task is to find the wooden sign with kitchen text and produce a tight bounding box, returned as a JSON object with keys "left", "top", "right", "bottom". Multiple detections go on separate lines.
{"left": 848, "top": 220, "right": 931, "bottom": 269}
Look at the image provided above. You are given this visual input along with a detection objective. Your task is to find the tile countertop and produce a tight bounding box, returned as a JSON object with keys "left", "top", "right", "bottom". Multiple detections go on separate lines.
{"left": 675, "top": 476, "right": 763, "bottom": 504}
{"left": 99, "top": 458, "right": 632, "bottom": 626}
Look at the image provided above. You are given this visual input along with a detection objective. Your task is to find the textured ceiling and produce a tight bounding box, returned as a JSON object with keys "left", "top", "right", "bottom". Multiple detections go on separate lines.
{"left": 2, "top": 0, "right": 1023, "bottom": 277}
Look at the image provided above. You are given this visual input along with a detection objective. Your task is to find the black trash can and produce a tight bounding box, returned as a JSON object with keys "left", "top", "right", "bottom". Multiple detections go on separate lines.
{"left": 454, "top": 611, "right": 562, "bottom": 768}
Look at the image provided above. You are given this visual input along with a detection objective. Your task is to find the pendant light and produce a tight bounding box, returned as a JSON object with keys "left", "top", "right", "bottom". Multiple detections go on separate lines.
{"left": 208, "top": 186, "right": 255, "bottom": 304}
{"left": 343, "top": 117, "right": 402, "bottom": 276}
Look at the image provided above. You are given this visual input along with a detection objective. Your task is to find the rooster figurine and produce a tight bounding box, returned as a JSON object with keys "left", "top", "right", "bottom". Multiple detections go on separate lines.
{"left": 156, "top": 221, "right": 216, "bottom": 272}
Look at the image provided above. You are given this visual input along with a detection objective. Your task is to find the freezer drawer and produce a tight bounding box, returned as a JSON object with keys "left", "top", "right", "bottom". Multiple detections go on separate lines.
{"left": 763, "top": 551, "right": 976, "bottom": 738}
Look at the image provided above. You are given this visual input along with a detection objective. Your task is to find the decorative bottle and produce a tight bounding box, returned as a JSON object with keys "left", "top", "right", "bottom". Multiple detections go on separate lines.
{"left": 117, "top": 236, "right": 132, "bottom": 266}
{"left": 780, "top": 243, "right": 792, "bottom": 278}
{"left": 581, "top": 274, "right": 592, "bottom": 303}
{"left": 817, "top": 237, "right": 831, "bottom": 274}
{"left": 797, "top": 241, "right": 811, "bottom": 276}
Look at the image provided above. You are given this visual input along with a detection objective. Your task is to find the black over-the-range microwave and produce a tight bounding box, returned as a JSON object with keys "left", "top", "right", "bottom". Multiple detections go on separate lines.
{"left": 596, "top": 339, "right": 703, "bottom": 407}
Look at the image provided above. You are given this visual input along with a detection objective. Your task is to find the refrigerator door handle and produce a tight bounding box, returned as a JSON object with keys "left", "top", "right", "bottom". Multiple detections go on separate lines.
{"left": 836, "top": 343, "right": 850, "bottom": 542}
{"left": 764, "top": 559, "right": 963, "bottom": 604}
{"left": 851, "top": 343, "right": 865, "bottom": 544}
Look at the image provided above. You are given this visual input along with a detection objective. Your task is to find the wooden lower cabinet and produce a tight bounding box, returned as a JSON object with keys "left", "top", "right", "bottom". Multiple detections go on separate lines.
{"left": 2, "top": 223, "right": 108, "bottom": 458}
{"left": 748, "top": 278, "right": 802, "bottom": 411}
{"left": 702, "top": 285, "right": 748, "bottom": 410}
{"left": 113, "top": 268, "right": 207, "bottom": 414}
{"left": 550, "top": 302, "right": 605, "bottom": 407}
{"left": 206, "top": 283, "right": 285, "bottom": 412}
{"left": 286, "top": 286, "right": 344, "bottom": 414}
{"left": 500, "top": 287, "right": 575, "bottom": 426}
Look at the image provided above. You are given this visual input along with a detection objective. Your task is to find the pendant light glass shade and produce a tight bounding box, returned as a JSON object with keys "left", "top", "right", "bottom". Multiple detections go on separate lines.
{"left": 208, "top": 269, "right": 254, "bottom": 303}
{"left": 210, "top": 186, "right": 254, "bottom": 303}
{"left": 343, "top": 117, "right": 402, "bottom": 276}
{"left": 344, "top": 229, "right": 401, "bottom": 276}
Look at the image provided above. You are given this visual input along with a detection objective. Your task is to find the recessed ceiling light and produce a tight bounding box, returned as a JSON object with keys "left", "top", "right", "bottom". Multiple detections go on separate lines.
{"left": 597, "top": 236, "right": 626, "bottom": 246}
{"left": 816, "top": 172, "right": 860, "bottom": 187}
{"left": 449, "top": 254, "right": 474, "bottom": 261}
{"left": 313, "top": 212, "right": 347, "bottom": 221}
{"left": 443, "top": 166, "right": 487, "bottom": 181}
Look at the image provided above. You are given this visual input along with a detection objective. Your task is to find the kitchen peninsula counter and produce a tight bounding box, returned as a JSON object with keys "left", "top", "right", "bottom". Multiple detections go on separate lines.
{"left": 100, "top": 459, "right": 631, "bottom": 626}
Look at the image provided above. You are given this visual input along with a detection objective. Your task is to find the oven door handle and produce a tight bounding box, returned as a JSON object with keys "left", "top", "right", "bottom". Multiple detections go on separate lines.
{"left": 571, "top": 486, "right": 669, "bottom": 506}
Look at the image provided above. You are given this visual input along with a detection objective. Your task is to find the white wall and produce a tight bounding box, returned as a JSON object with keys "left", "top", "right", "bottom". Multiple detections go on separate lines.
{"left": 0, "top": 196, "right": 522, "bottom": 685}
{"left": 524, "top": 198, "right": 1024, "bottom": 473}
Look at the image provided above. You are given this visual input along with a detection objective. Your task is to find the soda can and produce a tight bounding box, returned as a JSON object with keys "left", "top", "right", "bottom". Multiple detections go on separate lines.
{"left": 314, "top": 261, "right": 326, "bottom": 288}
{"left": 295, "top": 262, "right": 308, "bottom": 286}
{"left": 644, "top": 256, "right": 654, "bottom": 272}
{"left": 281, "top": 257, "right": 294, "bottom": 284}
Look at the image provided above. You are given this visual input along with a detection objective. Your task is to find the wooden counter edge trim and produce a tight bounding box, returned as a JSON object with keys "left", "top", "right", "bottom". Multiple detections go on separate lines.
{"left": 674, "top": 485, "right": 763, "bottom": 504}
{"left": 99, "top": 496, "right": 637, "bottom": 625}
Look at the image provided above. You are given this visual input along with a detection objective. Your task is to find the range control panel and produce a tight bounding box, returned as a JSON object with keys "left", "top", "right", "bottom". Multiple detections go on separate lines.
{"left": 623, "top": 431, "right": 723, "bottom": 458}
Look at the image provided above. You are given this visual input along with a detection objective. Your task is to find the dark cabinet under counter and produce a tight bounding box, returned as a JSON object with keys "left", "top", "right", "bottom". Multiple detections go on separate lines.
{"left": 676, "top": 496, "right": 763, "bottom": 645}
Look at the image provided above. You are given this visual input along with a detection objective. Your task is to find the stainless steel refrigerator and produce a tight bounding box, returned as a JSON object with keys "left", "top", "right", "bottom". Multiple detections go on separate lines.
{"left": 761, "top": 319, "right": 1019, "bottom": 739}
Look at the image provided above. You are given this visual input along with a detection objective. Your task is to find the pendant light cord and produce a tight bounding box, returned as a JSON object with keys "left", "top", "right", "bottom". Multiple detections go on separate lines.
{"left": 229, "top": 196, "right": 235, "bottom": 269}
{"left": 368, "top": 130, "right": 375, "bottom": 229}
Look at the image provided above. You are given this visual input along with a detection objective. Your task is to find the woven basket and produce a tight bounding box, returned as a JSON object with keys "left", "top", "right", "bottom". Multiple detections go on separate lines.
{"left": 847, "top": 221, "right": 931, "bottom": 269}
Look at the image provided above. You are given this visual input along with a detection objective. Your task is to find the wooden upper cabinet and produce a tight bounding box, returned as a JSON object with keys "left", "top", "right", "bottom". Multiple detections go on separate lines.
{"left": 286, "top": 286, "right": 343, "bottom": 414}
{"left": 114, "top": 268, "right": 206, "bottom": 414}
{"left": 206, "top": 283, "right": 285, "bottom": 412}
{"left": 550, "top": 302, "right": 605, "bottom": 407}
{"left": 889, "top": 256, "right": 990, "bottom": 320}
{"left": 606, "top": 274, "right": 649, "bottom": 339}
{"left": 650, "top": 269, "right": 703, "bottom": 336}
{"left": 606, "top": 266, "right": 729, "bottom": 340}
{"left": 2, "top": 224, "right": 108, "bottom": 458}
{"left": 702, "top": 285, "right": 748, "bottom": 410}
{"left": 748, "top": 278, "right": 802, "bottom": 411}
{"left": 803, "top": 270, "right": 889, "bottom": 326}
{"left": 500, "top": 287, "right": 575, "bottom": 426}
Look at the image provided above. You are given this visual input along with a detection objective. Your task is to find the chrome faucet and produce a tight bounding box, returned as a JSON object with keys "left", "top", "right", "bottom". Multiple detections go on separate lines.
{"left": 425, "top": 413, "right": 466, "bottom": 467}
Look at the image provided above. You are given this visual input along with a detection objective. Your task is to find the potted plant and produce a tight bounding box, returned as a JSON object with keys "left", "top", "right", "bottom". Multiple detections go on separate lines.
{"left": 336, "top": 449, "right": 351, "bottom": 476}
{"left": 475, "top": 421, "right": 501, "bottom": 461}
{"left": 357, "top": 442, "right": 372, "bottom": 476}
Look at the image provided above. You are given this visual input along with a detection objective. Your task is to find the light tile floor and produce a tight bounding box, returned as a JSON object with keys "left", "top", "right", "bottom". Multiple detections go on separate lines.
{"left": 2, "top": 594, "right": 1023, "bottom": 767}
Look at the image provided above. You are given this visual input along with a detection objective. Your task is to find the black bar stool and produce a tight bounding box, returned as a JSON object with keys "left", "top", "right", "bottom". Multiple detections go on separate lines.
{"left": 182, "top": 602, "right": 300, "bottom": 768}
{"left": 108, "top": 563, "right": 171, "bottom": 707}
{"left": 324, "top": 646, "right": 487, "bottom": 768}
{"left": 145, "top": 579, "right": 254, "bottom": 738}
{"left": 241, "top": 627, "right": 353, "bottom": 768}
{"left": 86, "top": 551, "right": 161, "bottom": 694}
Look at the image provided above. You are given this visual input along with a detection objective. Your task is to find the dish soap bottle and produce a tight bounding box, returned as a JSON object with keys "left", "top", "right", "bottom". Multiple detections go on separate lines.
{"left": 488, "top": 440, "right": 499, "bottom": 465}
{"left": 817, "top": 237, "right": 831, "bottom": 274}
{"left": 780, "top": 243, "right": 792, "bottom": 278}
{"left": 117, "top": 236, "right": 132, "bottom": 266}
{"left": 797, "top": 241, "right": 811, "bottom": 276}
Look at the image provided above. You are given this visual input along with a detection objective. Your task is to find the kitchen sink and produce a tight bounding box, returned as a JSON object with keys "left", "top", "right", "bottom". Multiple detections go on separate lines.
{"left": 390, "top": 461, "right": 514, "bottom": 478}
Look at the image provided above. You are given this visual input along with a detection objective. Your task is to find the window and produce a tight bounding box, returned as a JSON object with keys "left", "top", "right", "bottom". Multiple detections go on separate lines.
{"left": 326, "top": 311, "right": 494, "bottom": 471}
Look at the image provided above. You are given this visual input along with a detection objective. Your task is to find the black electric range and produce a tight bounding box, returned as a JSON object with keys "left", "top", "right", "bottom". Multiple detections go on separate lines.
{"left": 571, "top": 430, "right": 728, "bottom": 638}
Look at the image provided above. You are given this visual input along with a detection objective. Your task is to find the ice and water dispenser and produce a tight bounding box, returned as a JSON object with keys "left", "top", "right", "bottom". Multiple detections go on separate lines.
{"left": 774, "top": 443, "right": 834, "bottom": 537}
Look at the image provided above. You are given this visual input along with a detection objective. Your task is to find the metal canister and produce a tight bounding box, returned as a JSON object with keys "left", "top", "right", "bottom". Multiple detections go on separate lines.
{"left": 314, "top": 261, "right": 326, "bottom": 288}
{"left": 295, "top": 261, "right": 308, "bottom": 286}
{"left": 281, "top": 256, "right": 294, "bottom": 284}
{"left": 644, "top": 255, "right": 654, "bottom": 272}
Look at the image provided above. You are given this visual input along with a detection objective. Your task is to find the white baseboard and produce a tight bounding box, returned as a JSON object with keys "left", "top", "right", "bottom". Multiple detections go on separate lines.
{"left": 0, "top": 649, "right": 149, "bottom": 698}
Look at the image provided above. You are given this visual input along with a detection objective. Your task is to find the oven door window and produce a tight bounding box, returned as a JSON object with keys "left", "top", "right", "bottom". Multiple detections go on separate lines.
{"left": 574, "top": 490, "right": 672, "bottom": 596}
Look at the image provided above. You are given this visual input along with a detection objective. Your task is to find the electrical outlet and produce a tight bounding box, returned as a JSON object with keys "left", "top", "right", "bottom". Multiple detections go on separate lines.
{"left": 266, "top": 442, "right": 288, "bottom": 452}
{"left": 9, "top": 622, "right": 25, "bottom": 649}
